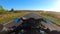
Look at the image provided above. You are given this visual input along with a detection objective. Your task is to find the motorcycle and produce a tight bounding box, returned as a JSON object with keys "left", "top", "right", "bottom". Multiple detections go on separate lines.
{"left": 0, "top": 18, "right": 49, "bottom": 34}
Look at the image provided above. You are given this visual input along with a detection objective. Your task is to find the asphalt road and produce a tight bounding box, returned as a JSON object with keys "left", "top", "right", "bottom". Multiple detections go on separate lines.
{"left": 1, "top": 13, "right": 60, "bottom": 32}
{"left": 22, "top": 13, "right": 60, "bottom": 31}
{"left": 3, "top": 13, "right": 43, "bottom": 27}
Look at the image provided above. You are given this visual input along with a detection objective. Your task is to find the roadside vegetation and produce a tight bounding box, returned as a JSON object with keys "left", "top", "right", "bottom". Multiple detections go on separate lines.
{"left": 0, "top": 12, "right": 29, "bottom": 23}
{"left": 36, "top": 12, "right": 60, "bottom": 26}
{"left": 0, "top": 5, "right": 30, "bottom": 23}
{"left": 41, "top": 14, "right": 60, "bottom": 25}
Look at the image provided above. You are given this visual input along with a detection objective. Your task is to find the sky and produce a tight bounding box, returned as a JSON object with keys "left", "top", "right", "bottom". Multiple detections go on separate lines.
{"left": 0, "top": 0, "right": 60, "bottom": 12}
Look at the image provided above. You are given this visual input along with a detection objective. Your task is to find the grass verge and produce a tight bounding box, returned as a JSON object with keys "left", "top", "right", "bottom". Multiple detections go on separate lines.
{"left": 40, "top": 14, "right": 60, "bottom": 26}
{"left": 35, "top": 12, "right": 60, "bottom": 26}
{"left": 0, "top": 12, "right": 30, "bottom": 24}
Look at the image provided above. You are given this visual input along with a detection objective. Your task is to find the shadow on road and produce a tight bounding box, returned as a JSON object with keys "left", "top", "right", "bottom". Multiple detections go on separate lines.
{"left": 49, "top": 30, "right": 60, "bottom": 34}
{"left": 45, "top": 30, "right": 60, "bottom": 34}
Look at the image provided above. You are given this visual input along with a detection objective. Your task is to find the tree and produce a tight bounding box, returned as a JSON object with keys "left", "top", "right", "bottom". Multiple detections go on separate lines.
{"left": 9, "top": 8, "right": 14, "bottom": 12}
{"left": 11, "top": 8, "right": 14, "bottom": 11}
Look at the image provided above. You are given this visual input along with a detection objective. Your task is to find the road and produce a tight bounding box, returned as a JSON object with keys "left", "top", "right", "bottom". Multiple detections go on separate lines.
{"left": 22, "top": 13, "right": 60, "bottom": 31}
{"left": 2, "top": 13, "right": 42, "bottom": 27}
{"left": 1, "top": 13, "right": 60, "bottom": 32}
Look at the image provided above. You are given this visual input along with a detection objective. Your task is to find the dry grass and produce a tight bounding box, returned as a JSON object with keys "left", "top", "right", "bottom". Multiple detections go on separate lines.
{"left": 0, "top": 11, "right": 60, "bottom": 25}
{"left": 35, "top": 11, "right": 60, "bottom": 25}
{"left": 0, "top": 12, "right": 30, "bottom": 23}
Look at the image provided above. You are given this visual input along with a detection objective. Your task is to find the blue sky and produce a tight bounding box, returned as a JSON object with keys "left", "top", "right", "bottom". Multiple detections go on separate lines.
{"left": 0, "top": 0, "right": 60, "bottom": 11}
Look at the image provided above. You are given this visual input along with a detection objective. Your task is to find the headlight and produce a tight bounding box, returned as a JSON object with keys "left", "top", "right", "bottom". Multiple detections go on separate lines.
{"left": 21, "top": 29, "right": 26, "bottom": 33}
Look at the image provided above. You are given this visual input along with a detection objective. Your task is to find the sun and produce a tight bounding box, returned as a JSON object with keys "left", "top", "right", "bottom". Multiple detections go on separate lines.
{"left": 54, "top": 0, "right": 60, "bottom": 11}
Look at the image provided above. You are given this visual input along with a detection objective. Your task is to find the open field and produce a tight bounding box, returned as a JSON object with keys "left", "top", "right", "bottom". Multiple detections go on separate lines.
{"left": 0, "top": 11, "right": 30, "bottom": 23}
{"left": 0, "top": 10, "right": 60, "bottom": 26}
{"left": 35, "top": 11, "right": 60, "bottom": 26}
{"left": 43, "top": 12, "right": 60, "bottom": 25}
{"left": 43, "top": 12, "right": 60, "bottom": 19}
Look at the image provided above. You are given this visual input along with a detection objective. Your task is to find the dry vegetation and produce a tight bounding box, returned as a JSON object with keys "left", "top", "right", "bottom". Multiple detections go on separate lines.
{"left": 0, "top": 10, "right": 60, "bottom": 26}
{"left": 43, "top": 12, "right": 60, "bottom": 19}
{"left": 0, "top": 11, "right": 30, "bottom": 23}
{"left": 38, "top": 11, "right": 60, "bottom": 25}
{"left": 30, "top": 11, "right": 60, "bottom": 25}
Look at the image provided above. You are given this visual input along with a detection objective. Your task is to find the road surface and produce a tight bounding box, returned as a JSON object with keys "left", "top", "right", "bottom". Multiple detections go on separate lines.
{"left": 1, "top": 13, "right": 60, "bottom": 32}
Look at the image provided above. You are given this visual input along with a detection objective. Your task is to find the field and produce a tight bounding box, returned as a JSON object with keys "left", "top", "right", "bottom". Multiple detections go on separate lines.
{"left": 0, "top": 11, "right": 30, "bottom": 24}
{"left": 0, "top": 10, "right": 60, "bottom": 26}
{"left": 36, "top": 11, "right": 60, "bottom": 26}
